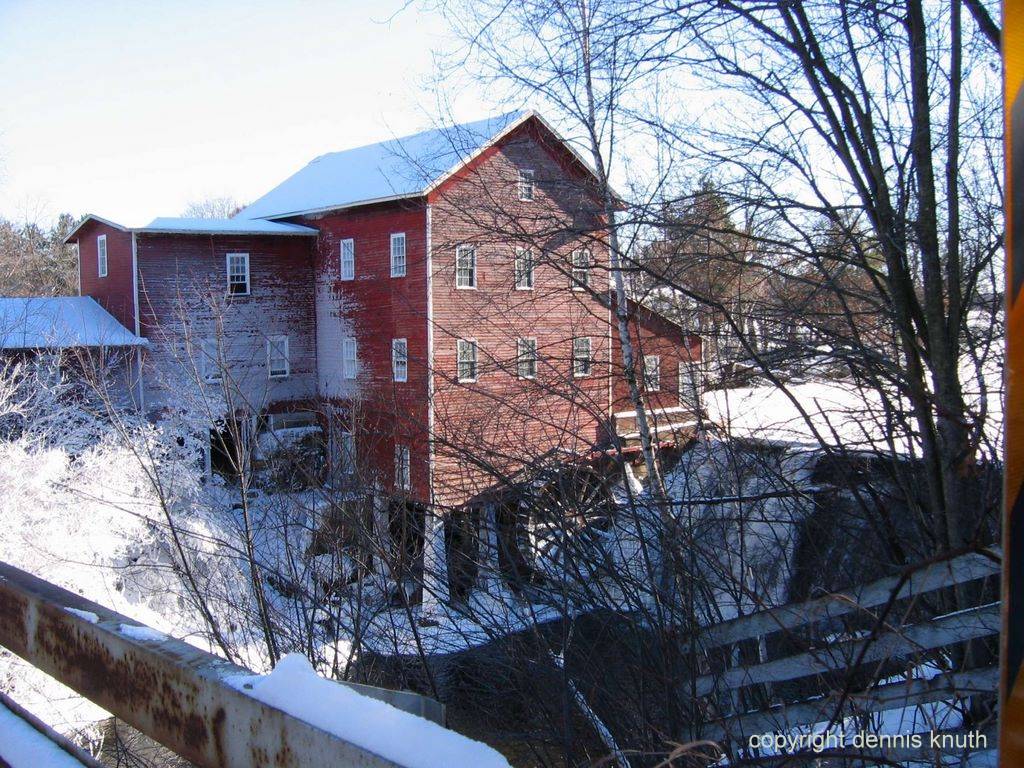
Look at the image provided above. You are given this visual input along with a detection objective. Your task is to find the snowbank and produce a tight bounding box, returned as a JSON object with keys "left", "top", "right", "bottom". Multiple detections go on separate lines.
{"left": 704, "top": 379, "right": 907, "bottom": 452}
{"left": 703, "top": 353, "right": 1003, "bottom": 460}
{"left": 0, "top": 702, "right": 89, "bottom": 768}
{"left": 228, "top": 654, "right": 510, "bottom": 768}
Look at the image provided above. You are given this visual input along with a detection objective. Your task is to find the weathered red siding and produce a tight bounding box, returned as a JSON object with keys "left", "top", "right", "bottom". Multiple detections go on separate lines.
{"left": 76, "top": 220, "right": 136, "bottom": 333}
{"left": 135, "top": 234, "right": 317, "bottom": 415}
{"left": 428, "top": 119, "right": 613, "bottom": 508}
{"left": 612, "top": 299, "right": 703, "bottom": 413}
{"left": 299, "top": 202, "right": 431, "bottom": 503}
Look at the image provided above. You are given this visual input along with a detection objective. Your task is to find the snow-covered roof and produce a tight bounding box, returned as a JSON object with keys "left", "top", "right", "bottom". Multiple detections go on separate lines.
{"left": 0, "top": 297, "right": 147, "bottom": 350}
{"left": 139, "top": 217, "right": 318, "bottom": 236}
{"left": 65, "top": 111, "right": 611, "bottom": 236}
{"left": 236, "top": 111, "right": 533, "bottom": 220}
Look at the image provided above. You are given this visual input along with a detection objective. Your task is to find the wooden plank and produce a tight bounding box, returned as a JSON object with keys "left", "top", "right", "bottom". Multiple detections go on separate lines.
{"left": 694, "top": 603, "right": 1000, "bottom": 697}
{"left": 699, "top": 549, "right": 1000, "bottom": 650}
{"left": 701, "top": 666, "right": 999, "bottom": 743}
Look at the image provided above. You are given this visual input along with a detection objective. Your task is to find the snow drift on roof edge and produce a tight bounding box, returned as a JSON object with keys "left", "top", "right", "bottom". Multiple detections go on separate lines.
{"left": 141, "top": 217, "right": 317, "bottom": 235}
{"left": 235, "top": 111, "right": 528, "bottom": 221}
{"left": 0, "top": 297, "right": 146, "bottom": 350}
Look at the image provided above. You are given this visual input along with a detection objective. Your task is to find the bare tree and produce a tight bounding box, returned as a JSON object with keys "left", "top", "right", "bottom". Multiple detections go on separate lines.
{"left": 0, "top": 213, "right": 79, "bottom": 296}
{"left": 181, "top": 196, "right": 242, "bottom": 219}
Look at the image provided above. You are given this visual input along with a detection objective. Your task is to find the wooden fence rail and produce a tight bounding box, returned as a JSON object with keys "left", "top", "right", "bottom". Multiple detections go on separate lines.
{"left": 693, "top": 547, "right": 1002, "bottom": 764}
{"left": 699, "top": 548, "right": 1000, "bottom": 650}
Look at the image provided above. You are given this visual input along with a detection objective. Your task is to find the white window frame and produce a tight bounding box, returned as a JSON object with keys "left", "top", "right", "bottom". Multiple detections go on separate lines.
{"left": 267, "top": 335, "right": 289, "bottom": 379}
{"left": 226, "top": 252, "right": 250, "bottom": 296}
{"left": 518, "top": 169, "right": 535, "bottom": 201}
{"left": 517, "top": 337, "right": 537, "bottom": 380}
{"left": 340, "top": 238, "right": 355, "bottom": 281}
{"left": 97, "top": 235, "right": 108, "bottom": 278}
{"left": 390, "top": 233, "right": 406, "bottom": 277}
{"left": 514, "top": 247, "right": 534, "bottom": 290}
{"left": 644, "top": 354, "right": 661, "bottom": 391}
{"left": 573, "top": 337, "right": 592, "bottom": 378}
{"left": 270, "top": 411, "right": 315, "bottom": 430}
{"left": 342, "top": 337, "right": 358, "bottom": 379}
{"left": 456, "top": 245, "right": 477, "bottom": 289}
{"left": 571, "top": 249, "right": 590, "bottom": 291}
{"left": 200, "top": 338, "right": 221, "bottom": 382}
{"left": 395, "top": 444, "right": 411, "bottom": 491}
{"left": 392, "top": 338, "right": 408, "bottom": 382}
{"left": 457, "top": 339, "right": 478, "bottom": 382}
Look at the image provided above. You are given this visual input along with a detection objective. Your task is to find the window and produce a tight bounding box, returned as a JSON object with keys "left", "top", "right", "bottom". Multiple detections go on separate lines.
{"left": 390, "top": 233, "right": 406, "bottom": 277}
{"left": 227, "top": 253, "right": 250, "bottom": 296}
{"left": 343, "top": 337, "right": 358, "bottom": 379}
{"left": 573, "top": 337, "right": 592, "bottom": 377}
{"left": 517, "top": 337, "right": 537, "bottom": 379}
{"left": 270, "top": 412, "right": 315, "bottom": 430}
{"left": 514, "top": 248, "right": 534, "bottom": 290}
{"left": 392, "top": 338, "right": 408, "bottom": 382}
{"left": 340, "top": 238, "right": 355, "bottom": 281}
{"left": 456, "top": 245, "right": 476, "bottom": 288}
{"left": 457, "top": 339, "right": 478, "bottom": 382}
{"left": 679, "top": 361, "right": 699, "bottom": 407}
{"left": 395, "top": 444, "right": 411, "bottom": 491}
{"left": 571, "top": 249, "right": 590, "bottom": 291}
{"left": 97, "top": 235, "right": 108, "bottom": 278}
{"left": 200, "top": 338, "right": 221, "bottom": 382}
{"left": 518, "top": 169, "right": 535, "bottom": 201}
{"left": 644, "top": 355, "right": 661, "bottom": 391}
{"left": 267, "top": 335, "right": 289, "bottom": 378}
{"left": 339, "top": 430, "right": 356, "bottom": 476}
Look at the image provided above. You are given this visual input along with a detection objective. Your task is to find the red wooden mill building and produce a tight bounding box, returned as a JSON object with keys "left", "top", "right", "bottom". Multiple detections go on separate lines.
{"left": 65, "top": 111, "right": 701, "bottom": 518}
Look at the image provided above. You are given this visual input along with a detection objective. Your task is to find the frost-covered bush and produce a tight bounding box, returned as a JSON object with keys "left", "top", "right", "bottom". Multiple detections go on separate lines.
{"left": 0, "top": 405, "right": 258, "bottom": 743}
{"left": 255, "top": 425, "right": 325, "bottom": 490}
{"left": 0, "top": 355, "right": 115, "bottom": 452}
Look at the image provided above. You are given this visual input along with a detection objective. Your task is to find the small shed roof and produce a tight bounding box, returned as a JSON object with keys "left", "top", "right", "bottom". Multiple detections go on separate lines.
{"left": 0, "top": 297, "right": 147, "bottom": 350}
{"left": 139, "top": 218, "right": 318, "bottom": 236}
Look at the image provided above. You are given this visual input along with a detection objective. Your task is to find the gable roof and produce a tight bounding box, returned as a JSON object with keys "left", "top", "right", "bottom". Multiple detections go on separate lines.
{"left": 63, "top": 111, "right": 615, "bottom": 238}
{"left": 62, "top": 214, "right": 129, "bottom": 244}
{"left": 0, "top": 297, "right": 147, "bottom": 350}
{"left": 610, "top": 291, "right": 698, "bottom": 337}
{"left": 138, "top": 217, "right": 318, "bottom": 236}
{"left": 235, "top": 110, "right": 607, "bottom": 221}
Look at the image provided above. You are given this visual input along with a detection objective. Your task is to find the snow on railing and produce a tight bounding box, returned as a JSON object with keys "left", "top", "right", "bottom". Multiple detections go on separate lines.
{"left": 0, "top": 689, "right": 104, "bottom": 767}
{"left": 0, "top": 560, "right": 510, "bottom": 768}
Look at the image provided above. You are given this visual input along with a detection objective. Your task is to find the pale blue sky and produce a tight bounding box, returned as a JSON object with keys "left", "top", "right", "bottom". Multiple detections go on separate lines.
{"left": 0, "top": 0, "right": 496, "bottom": 225}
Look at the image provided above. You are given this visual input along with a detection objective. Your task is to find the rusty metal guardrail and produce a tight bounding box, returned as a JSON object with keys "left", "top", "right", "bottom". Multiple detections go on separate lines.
{"left": 0, "top": 561, "right": 446, "bottom": 767}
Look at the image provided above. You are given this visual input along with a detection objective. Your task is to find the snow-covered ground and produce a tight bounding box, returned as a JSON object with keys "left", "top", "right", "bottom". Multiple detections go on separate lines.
{"left": 705, "top": 378, "right": 904, "bottom": 450}
{"left": 0, "top": 423, "right": 506, "bottom": 759}
{"left": 0, "top": 351, "right": 1001, "bottom": 762}
{"left": 703, "top": 352, "right": 1003, "bottom": 461}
